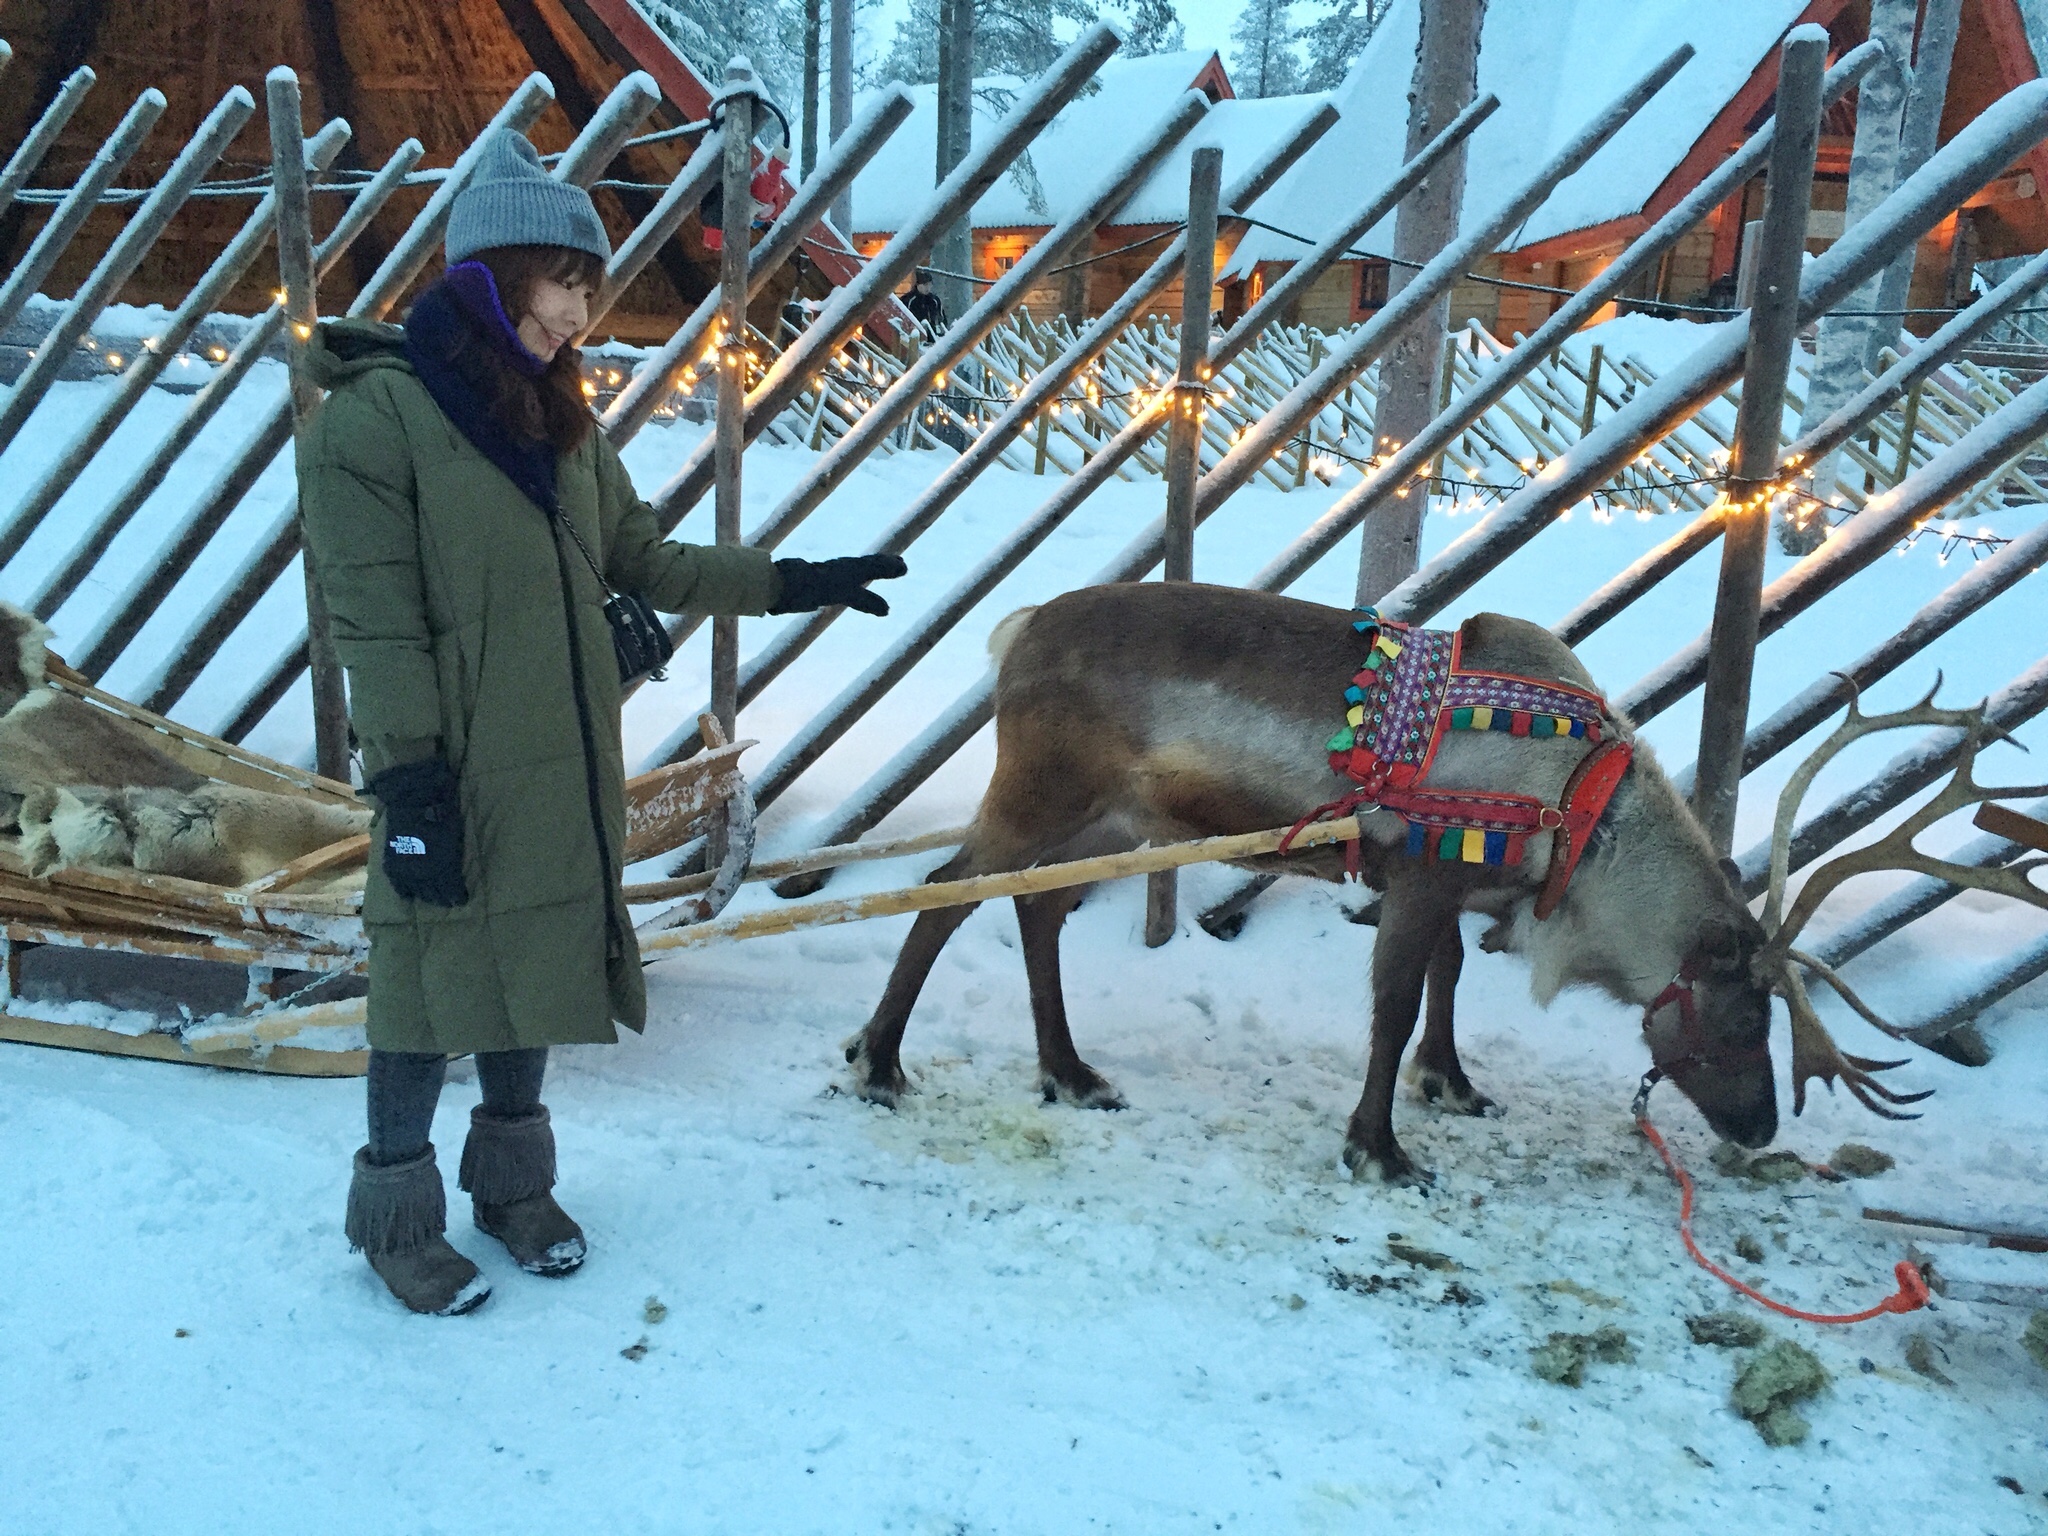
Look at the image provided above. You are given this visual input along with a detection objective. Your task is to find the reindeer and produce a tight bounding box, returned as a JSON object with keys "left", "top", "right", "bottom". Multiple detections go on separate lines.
{"left": 846, "top": 582, "right": 2047, "bottom": 1183}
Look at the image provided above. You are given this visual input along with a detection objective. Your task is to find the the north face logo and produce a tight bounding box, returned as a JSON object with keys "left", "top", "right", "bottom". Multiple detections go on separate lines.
{"left": 389, "top": 835, "right": 428, "bottom": 856}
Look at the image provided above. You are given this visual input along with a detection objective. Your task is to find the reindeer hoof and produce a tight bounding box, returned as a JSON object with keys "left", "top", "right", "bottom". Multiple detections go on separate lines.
{"left": 1039, "top": 1066, "right": 1126, "bottom": 1110}
{"left": 1416, "top": 1068, "right": 1499, "bottom": 1118}
{"left": 842, "top": 1033, "right": 910, "bottom": 1108}
{"left": 1343, "top": 1139, "right": 1435, "bottom": 1188}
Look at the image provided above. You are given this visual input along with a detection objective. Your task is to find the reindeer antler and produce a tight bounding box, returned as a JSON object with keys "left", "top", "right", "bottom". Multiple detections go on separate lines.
{"left": 1756, "top": 676, "right": 2048, "bottom": 1116}
{"left": 1779, "top": 964, "right": 1932, "bottom": 1119}
{"left": 1761, "top": 674, "right": 2001, "bottom": 935}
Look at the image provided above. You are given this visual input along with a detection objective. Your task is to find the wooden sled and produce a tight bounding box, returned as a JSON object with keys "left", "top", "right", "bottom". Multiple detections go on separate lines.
{"left": 0, "top": 670, "right": 756, "bottom": 1076}
{"left": 0, "top": 667, "right": 1379, "bottom": 1081}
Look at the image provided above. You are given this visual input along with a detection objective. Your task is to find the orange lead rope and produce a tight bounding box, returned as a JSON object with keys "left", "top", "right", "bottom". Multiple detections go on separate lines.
{"left": 1632, "top": 1072, "right": 1930, "bottom": 1325}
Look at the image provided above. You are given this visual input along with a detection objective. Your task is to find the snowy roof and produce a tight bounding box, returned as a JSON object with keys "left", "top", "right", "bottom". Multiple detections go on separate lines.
{"left": 846, "top": 50, "right": 1323, "bottom": 234}
{"left": 1226, "top": 0, "right": 1813, "bottom": 277}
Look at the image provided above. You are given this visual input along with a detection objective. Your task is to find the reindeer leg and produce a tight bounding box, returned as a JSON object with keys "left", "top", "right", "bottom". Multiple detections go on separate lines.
{"left": 1411, "top": 919, "right": 1496, "bottom": 1117}
{"left": 1344, "top": 878, "right": 1463, "bottom": 1185}
{"left": 847, "top": 895, "right": 980, "bottom": 1107}
{"left": 1016, "top": 885, "right": 1125, "bottom": 1109}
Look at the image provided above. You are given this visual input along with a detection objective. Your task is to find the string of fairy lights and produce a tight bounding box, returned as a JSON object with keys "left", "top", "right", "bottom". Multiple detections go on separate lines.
{"left": 565, "top": 313, "right": 2028, "bottom": 570}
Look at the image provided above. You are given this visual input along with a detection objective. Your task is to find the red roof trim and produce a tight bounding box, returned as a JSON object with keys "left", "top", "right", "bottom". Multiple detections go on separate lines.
{"left": 1189, "top": 52, "right": 1236, "bottom": 102}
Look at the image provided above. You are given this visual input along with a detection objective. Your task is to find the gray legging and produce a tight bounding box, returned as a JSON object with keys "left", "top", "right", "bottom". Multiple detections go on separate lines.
{"left": 366, "top": 1047, "right": 547, "bottom": 1165}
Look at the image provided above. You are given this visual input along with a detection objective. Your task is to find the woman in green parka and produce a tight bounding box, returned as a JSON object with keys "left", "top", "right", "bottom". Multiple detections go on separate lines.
{"left": 299, "top": 131, "right": 903, "bottom": 1316}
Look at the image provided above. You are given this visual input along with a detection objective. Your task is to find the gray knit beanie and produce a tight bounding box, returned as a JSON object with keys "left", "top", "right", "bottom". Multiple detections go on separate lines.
{"left": 446, "top": 130, "right": 612, "bottom": 265}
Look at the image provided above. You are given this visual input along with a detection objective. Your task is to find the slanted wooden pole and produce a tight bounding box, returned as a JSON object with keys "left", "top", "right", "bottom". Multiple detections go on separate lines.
{"left": 1145, "top": 145, "right": 1222, "bottom": 949}
{"left": 267, "top": 69, "right": 350, "bottom": 781}
{"left": 0, "top": 65, "right": 92, "bottom": 216}
{"left": 1691, "top": 27, "right": 1826, "bottom": 854}
{"left": 713, "top": 58, "right": 757, "bottom": 762}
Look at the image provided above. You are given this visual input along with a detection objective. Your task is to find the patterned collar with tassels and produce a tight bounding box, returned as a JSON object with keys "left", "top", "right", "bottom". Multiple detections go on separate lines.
{"left": 1280, "top": 607, "right": 1634, "bottom": 918}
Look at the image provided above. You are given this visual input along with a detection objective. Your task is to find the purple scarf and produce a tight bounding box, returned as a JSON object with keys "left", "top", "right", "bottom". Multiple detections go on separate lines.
{"left": 441, "top": 260, "right": 553, "bottom": 378}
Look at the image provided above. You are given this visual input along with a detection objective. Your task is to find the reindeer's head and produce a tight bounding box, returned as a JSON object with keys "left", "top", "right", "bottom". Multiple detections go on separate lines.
{"left": 1641, "top": 912, "right": 1778, "bottom": 1146}
{"left": 1675, "top": 679, "right": 2048, "bottom": 1136}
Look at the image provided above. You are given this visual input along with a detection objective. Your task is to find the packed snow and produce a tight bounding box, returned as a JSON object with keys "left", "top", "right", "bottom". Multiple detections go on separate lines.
{"left": 4, "top": 314, "right": 2046, "bottom": 1532}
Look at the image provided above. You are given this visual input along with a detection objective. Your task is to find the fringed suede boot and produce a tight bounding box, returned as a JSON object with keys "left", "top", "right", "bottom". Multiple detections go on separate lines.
{"left": 460, "top": 1105, "right": 586, "bottom": 1276}
{"left": 345, "top": 1145, "right": 491, "bottom": 1316}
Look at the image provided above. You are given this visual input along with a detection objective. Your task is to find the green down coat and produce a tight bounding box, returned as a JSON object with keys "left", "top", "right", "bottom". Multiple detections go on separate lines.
{"left": 297, "top": 319, "right": 778, "bottom": 1054}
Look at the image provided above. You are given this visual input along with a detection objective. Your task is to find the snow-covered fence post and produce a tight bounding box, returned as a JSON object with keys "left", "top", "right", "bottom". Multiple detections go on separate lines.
{"left": 1377, "top": 78, "right": 2048, "bottom": 630}
{"left": 1145, "top": 143, "right": 1222, "bottom": 949}
{"left": 1248, "top": 40, "right": 1883, "bottom": 599}
{"left": 1550, "top": 241, "right": 2048, "bottom": 648}
{"left": 645, "top": 101, "right": 1342, "bottom": 772}
{"left": 265, "top": 68, "right": 349, "bottom": 783}
{"left": 585, "top": 126, "right": 726, "bottom": 336}
{"left": 1690, "top": 25, "right": 1826, "bottom": 856}
{"left": 0, "top": 120, "right": 354, "bottom": 587}
{"left": 1902, "top": 933, "right": 2048, "bottom": 1052}
{"left": 711, "top": 57, "right": 759, "bottom": 752}
{"left": 24, "top": 131, "right": 416, "bottom": 624}
{"left": 0, "top": 85, "right": 251, "bottom": 458}
{"left": 1865, "top": 0, "right": 1963, "bottom": 348}
{"left": 0, "top": 86, "right": 164, "bottom": 346}
{"left": 600, "top": 84, "right": 916, "bottom": 448}
{"left": 0, "top": 65, "right": 93, "bottom": 217}
{"left": 1616, "top": 367, "right": 2048, "bottom": 727}
{"left": 639, "top": 22, "right": 1125, "bottom": 532}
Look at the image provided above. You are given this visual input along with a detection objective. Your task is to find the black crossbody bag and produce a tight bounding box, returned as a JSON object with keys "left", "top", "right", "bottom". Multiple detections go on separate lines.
{"left": 549, "top": 511, "right": 674, "bottom": 684}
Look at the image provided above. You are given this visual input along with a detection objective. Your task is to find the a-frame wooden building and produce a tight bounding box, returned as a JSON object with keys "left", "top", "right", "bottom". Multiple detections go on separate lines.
{"left": 0, "top": 0, "right": 858, "bottom": 340}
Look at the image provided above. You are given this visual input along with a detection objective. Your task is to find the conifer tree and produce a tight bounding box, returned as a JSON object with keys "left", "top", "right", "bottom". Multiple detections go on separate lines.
{"left": 1301, "top": 0, "right": 1388, "bottom": 91}
{"left": 1230, "top": 0, "right": 1305, "bottom": 98}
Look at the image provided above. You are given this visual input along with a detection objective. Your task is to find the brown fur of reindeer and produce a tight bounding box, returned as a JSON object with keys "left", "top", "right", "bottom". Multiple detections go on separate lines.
{"left": 1754, "top": 677, "right": 2048, "bottom": 1118}
{"left": 848, "top": 583, "right": 1782, "bottom": 1185}
{"left": 0, "top": 603, "right": 371, "bottom": 883}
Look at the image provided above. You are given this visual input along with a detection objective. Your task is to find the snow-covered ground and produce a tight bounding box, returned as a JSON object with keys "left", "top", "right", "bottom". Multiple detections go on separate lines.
{"left": 4, "top": 315, "right": 2045, "bottom": 1532}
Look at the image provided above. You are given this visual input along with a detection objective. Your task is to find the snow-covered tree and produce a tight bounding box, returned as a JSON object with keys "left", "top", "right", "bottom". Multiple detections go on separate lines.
{"left": 1230, "top": 0, "right": 1305, "bottom": 98}
{"left": 643, "top": 0, "right": 807, "bottom": 114}
{"left": 1118, "top": 0, "right": 1187, "bottom": 56}
{"left": 1301, "top": 0, "right": 1388, "bottom": 91}
{"left": 878, "top": 0, "right": 1096, "bottom": 83}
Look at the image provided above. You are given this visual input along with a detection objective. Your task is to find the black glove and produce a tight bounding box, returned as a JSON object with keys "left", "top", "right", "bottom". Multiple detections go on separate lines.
{"left": 768, "top": 554, "right": 908, "bottom": 617}
{"left": 365, "top": 758, "right": 470, "bottom": 908}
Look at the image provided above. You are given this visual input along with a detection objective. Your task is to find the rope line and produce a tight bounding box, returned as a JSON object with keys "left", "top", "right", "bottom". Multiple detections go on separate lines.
{"left": 1633, "top": 1074, "right": 1929, "bottom": 1326}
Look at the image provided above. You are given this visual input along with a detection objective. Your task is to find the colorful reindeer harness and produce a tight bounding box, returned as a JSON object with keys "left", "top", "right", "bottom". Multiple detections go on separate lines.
{"left": 1283, "top": 608, "right": 1635, "bottom": 918}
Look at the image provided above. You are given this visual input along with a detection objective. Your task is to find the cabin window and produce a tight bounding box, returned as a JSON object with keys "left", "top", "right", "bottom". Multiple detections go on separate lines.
{"left": 1356, "top": 258, "right": 1391, "bottom": 313}
{"left": 991, "top": 254, "right": 1016, "bottom": 275}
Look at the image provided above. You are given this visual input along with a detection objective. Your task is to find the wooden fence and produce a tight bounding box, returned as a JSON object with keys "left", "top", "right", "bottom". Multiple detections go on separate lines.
{"left": 0, "top": 27, "right": 2042, "bottom": 1047}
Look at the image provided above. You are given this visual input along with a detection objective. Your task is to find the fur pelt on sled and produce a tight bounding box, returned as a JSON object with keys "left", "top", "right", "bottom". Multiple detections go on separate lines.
{"left": 0, "top": 607, "right": 206, "bottom": 830}
{"left": 19, "top": 781, "right": 371, "bottom": 884}
{"left": 0, "top": 601, "right": 372, "bottom": 884}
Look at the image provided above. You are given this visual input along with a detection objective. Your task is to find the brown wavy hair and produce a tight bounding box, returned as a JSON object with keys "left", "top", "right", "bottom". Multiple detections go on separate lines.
{"left": 443, "top": 244, "right": 604, "bottom": 454}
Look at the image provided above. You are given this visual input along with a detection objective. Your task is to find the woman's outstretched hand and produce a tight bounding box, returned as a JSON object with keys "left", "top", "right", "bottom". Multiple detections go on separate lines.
{"left": 769, "top": 554, "right": 908, "bottom": 617}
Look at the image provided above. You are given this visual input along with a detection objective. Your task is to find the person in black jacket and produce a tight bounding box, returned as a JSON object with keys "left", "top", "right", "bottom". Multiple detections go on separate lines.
{"left": 903, "top": 268, "right": 947, "bottom": 334}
